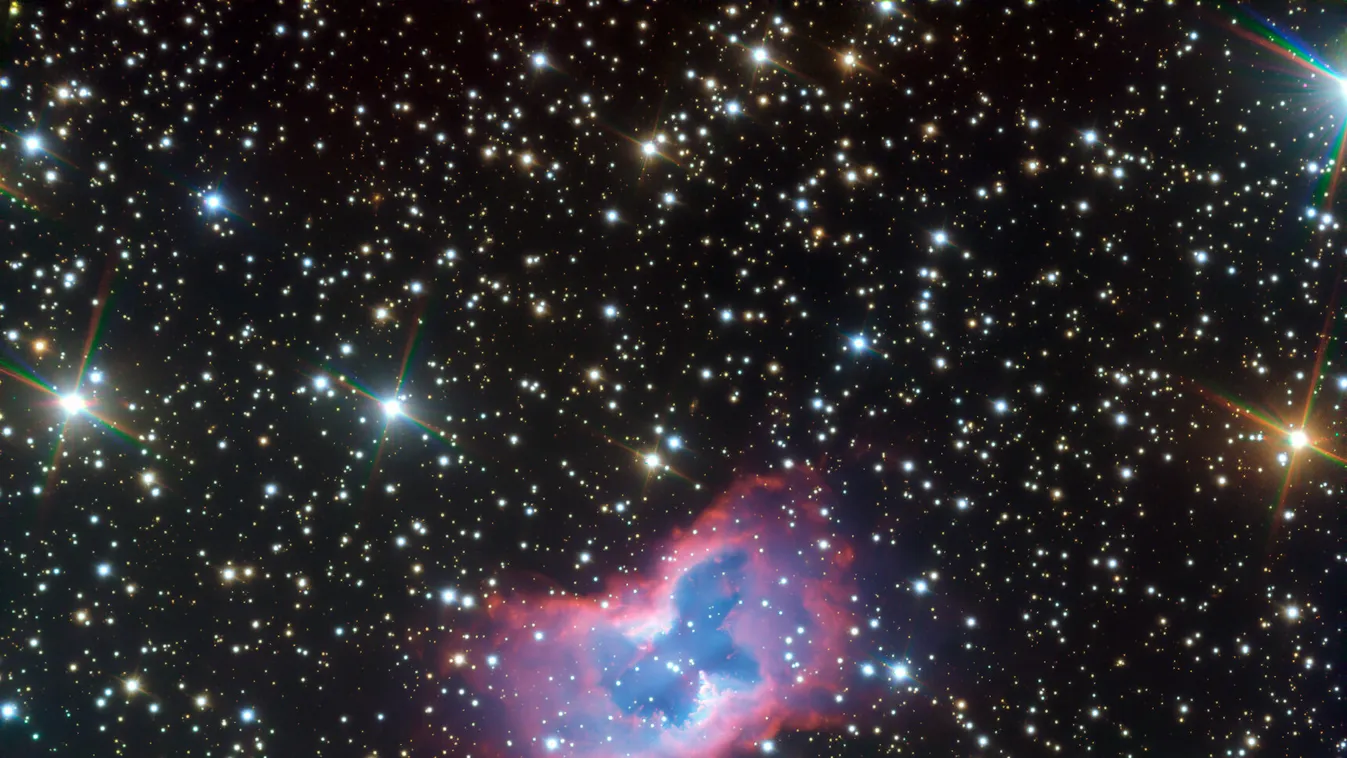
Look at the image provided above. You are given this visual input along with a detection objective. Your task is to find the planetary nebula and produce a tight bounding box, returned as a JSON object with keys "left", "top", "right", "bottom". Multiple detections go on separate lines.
{"left": 473, "top": 474, "right": 861, "bottom": 757}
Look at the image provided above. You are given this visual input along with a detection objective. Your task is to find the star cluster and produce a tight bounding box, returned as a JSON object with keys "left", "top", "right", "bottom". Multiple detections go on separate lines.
{"left": 0, "top": 2, "right": 1344, "bottom": 757}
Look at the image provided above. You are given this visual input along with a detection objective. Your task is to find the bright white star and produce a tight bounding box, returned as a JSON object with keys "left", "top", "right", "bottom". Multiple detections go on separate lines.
{"left": 60, "top": 394, "right": 87, "bottom": 415}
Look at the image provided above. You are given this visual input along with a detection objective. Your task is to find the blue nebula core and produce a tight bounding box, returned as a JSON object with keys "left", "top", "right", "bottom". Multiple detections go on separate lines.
{"left": 476, "top": 475, "right": 861, "bottom": 757}
{"left": 603, "top": 551, "right": 762, "bottom": 726}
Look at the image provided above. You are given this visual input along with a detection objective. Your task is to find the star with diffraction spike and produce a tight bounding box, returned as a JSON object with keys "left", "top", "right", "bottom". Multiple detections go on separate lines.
{"left": 0, "top": 255, "right": 151, "bottom": 495}
{"left": 1200, "top": 281, "right": 1347, "bottom": 525}
{"left": 1223, "top": 6, "right": 1347, "bottom": 209}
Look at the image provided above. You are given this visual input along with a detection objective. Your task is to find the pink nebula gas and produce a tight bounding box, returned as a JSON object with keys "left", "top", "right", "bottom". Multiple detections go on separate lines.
{"left": 469, "top": 474, "right": 861, "bottom": 757}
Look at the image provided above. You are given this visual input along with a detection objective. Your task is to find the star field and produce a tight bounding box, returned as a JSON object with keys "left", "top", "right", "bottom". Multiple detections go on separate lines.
{"left": 1, "top": 1, "right": 1345, "bottom": 757}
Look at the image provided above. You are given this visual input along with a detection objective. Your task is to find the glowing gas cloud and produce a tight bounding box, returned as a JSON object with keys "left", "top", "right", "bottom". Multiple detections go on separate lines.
{"left": 471, "top": 474, "right": 861, "bottom": 757}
